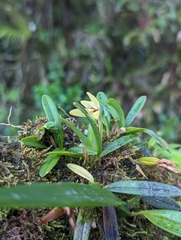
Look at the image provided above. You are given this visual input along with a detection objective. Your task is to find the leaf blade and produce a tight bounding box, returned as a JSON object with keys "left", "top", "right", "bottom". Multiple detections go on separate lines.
{"left": 100, "top": 134, "right": 138, "bottom": 157}
{"left": 134, "top": 210, "right": 181, "bottom": 237}
{"left": 68, "top": 146, "right": 97, "bottom": 156}
{"left": 126, "top": 127, "right": 170, "bottom": 151}
{"left": 105, "top": 181, "right": 181, "bottom": 197}
{"left": 21, "top": 136, "right": 47, "bottom": 148}
{"left": 108, "top": 98, "right": 125, "bottom": 127}
{"left": 141, "top": 196, "right": 181, "bottom": 210}
{"left": 42, "top": 95, "right": 63, "bottom": 148}
{"left": 39, "top": 150, "right": 60, "bottom": 177}
{"left": 60, "top": 117, "right": 92, "bottom": 149}
{"left": 67, "top": 163, "right": 94, "bottom": 183}
{"left": 48, "top": 150, "right": 82, "bottom": 157}
{"left": 74, "top": 102, "right": 102, "bottom": 157}
{"left": 125, "top": 96, "right": 147, "bottom": 126}
{"left": 0, "top": 183, "right": 125, "bottom": 208}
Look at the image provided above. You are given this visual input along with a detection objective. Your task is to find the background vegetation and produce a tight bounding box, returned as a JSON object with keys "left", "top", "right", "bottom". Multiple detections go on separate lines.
{"left": 0, "top": 0, "right": 181, "bottom": 142}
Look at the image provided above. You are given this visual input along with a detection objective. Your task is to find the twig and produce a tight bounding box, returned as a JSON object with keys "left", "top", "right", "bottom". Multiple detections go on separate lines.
{"left": 0, "top": 106, "right": 24, "bottom": 129}
{"left": 58, "top": 104, "right": 70, "bottom": 117}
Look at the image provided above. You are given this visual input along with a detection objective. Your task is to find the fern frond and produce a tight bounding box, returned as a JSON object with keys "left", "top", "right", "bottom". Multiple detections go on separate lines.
{"left": 0, "top": 8, "right": 31, "bottom": 41}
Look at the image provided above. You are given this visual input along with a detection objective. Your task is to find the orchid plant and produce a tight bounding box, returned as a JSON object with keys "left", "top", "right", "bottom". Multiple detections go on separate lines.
{"left": 22, "top": 92, "right": 179, "bottom": 176}
{"left": 7, "top": 91, "right": 181, "bottom": 238}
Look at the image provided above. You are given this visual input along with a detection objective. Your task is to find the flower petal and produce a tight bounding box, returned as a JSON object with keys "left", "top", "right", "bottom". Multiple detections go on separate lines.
{"left": 86, "top": 92, "right": 100, "bottom": 108}
{"left": 91, "top": 110, "right": 100, "bottom": 119}
{"left": 81, "top": 100, "right": 94, "bottom": 108}
{"left": 86, "top": 107, "right": 100, "bottom": 119}
{"left": 69, "top": 109, "right": 86, "bottom": 117}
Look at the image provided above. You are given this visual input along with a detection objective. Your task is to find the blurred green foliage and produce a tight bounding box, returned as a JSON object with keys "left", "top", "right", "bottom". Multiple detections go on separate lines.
{"left": 0, "top": 0, "right": 181, "bottom": 142}
{"left": 33, "top": 57, "right": 83, "bottom": 115}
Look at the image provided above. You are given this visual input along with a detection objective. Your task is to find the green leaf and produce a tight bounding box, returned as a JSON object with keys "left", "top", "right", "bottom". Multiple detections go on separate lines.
{"left": 74, "top": 102, "right": 102, "bottom": 157}
{"left": 134, "top": 210, "right": 181, "bottom": 237}
{"left": 125, "top": 96, "right": 147, "bottom": 126}
{"left": 67, "top": 163, "right": 94, "bottom": 183}
{"left": 0, "top": 182, "right": 125, "bottom": 208}
{"left": 68, "top": 146, "right": 97, "bottom": 156}
{"left": 100, "top": 134, "right": 138, "bottom": 157}
{"left": 96, "top": 91, "right": 108, "bottom": 101}
{"left": 42, "top": 121, "right": 58, "bottom": 132}
{"left": 60, "top": 117, "right": 92, "bottom": 149}
{"left": 42, "top": 95, "right": 59, "bottom": 123}
{"left": 141, "top": 196, "right": 181, "bottom": 210}
{"left": 21, "top": 136, "right": 47, "bottom": 148}
{"left": 108, "top": 98, "right": 125, "bottom": 127}
{"left": 144, "top": 129, "right": 170, "bottom": 151}
{"left": 97, "top": 92, "right": 111, "bottom": 135}
{"left": 98, "top": 99, "right": 122, "bottom": 126}
{"left": 39, "top": 149, "right": 60, "bottom": 177}
{"left": 105, "top": 181, "right": 181, "bottom": 197}
{"left": 42, "top": 95, "right": 63, "bottom": 148}
{"left": 96, "top": 92, "right": 110, "bottom": 121}
{"left": 48, "top": 149, "right": 82, "bottom": 158}
{"left": 126, "top": 127, "right": 170, "bottom": 151}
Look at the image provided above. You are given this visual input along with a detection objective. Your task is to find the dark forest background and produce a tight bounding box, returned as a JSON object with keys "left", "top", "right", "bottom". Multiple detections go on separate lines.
{"left": 0, "top": 0, "right": 181, "bottom": 142}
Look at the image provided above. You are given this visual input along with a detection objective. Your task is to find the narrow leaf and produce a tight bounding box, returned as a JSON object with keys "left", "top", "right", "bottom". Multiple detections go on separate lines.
{"left": 0, "top": 182, "right": 125, "bottom": 208}
{"left": 48, "top": 150, "right": 82, "bottom": 158}
{"left": 42, "top": 95, "right": 59, "bottom": 123}
{"left": 98, "top": 99, "right": 122, "bottom": 127}
{"left": 97, "top": 92, "right": 111, "bottom": 135}
{"left": 141, "top": 196, "right": 181, "bottom": 210}
{"left": 42, "top": 95, "right": 63, "bottom": 148}
{"left": 105, "top": 181, "right": 181, "bottom": 197}
{"left": 21, "top": 136, "right": 47, "bottom": 148}
{"left": 96, "top": 91, "right": 108, "bottom": 101}
{"left": 108, "top": 98, "right": 125, "bottom": 127}
{"left": 126, "top": 127, "right": 170, "bottom": 151}
{"left": 39, "top": 149, "right": 60, "bottom": 177}
{"left": 74, "top": 102, "right": 102, "bottom": 157}
{"left": 134, "top": 210, "right": 181, "bottom": 237}
{"left": 144, "top": 129, "right": 170, "bottom": 151}
{"left": 60, "top": 117, "right": 92, "bottom": 149}
{"left": 68, "top": 146, "right": 97, "bottom": 156}
{"left": 125, "top": 96, "right": 147, "bottom": 126}
{"left": 100, "top": 134, "right": 138, "bottom": 157}
{"left": 67, "top": 163, "right": 94, "bottom": 183}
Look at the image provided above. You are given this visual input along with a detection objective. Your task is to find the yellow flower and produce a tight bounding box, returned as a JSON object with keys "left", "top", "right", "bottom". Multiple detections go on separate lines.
{"left": 69, "top": 92, "right": 100, "bottom": 119}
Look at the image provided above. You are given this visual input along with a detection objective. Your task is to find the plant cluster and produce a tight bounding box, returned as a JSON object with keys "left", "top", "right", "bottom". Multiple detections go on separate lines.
{"left": 0, "top": 92, "right": 181, "bottom": 239}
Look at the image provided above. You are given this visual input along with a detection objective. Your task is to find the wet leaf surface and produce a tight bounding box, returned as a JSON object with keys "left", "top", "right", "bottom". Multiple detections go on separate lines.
{"left": 0, "top": 182, "right": 125, "bottom": 208}
{"left": 105, "top": 181, "right": 181, "bottom": 197}
{"left": 135, "top": 210, "right": 181, "bottom": 237}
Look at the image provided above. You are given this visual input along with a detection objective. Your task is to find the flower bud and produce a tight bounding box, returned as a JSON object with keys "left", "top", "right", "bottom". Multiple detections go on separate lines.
{"left": 137, "top": 157, "right": 159, "bottom": 166}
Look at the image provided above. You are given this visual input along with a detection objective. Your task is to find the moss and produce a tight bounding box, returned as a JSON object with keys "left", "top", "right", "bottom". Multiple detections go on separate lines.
{"left": 0, "top": 118, "right": 181, "bottom": 239}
